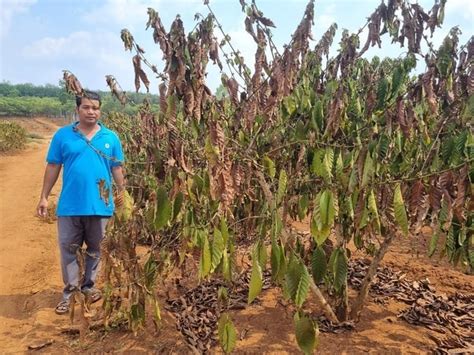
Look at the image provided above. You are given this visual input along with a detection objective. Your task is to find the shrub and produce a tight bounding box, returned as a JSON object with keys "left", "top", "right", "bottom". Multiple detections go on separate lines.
{"left": 0, "top": 121, "right": 27, "bottom": 152}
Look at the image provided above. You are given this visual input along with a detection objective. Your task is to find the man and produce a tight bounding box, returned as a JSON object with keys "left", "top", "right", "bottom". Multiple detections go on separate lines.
{"left": 37, "top": 90, "right": 125, "bottom": 315}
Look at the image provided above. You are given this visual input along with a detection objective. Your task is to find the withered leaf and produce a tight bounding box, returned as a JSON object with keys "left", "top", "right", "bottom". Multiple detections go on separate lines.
{"left": 133, "top": 55, "right": 150, "bottom": 93}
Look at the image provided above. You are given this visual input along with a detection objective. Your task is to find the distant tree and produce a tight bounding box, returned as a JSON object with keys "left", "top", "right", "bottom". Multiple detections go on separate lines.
{"left": 215, "top": 83, "right": 228, "bottom": 100}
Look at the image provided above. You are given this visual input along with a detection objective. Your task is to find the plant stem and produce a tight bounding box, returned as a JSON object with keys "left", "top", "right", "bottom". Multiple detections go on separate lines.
{"left": 309, "top": 279, "right": 339, "bottom": 323}
{"left": 350, "top": 230, "right": 397, "bottom": 320}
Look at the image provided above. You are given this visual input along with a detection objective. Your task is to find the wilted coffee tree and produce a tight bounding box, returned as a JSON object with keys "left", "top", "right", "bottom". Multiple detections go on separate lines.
{"left": 65, "top": 0, "right": 473, "bottom": 352}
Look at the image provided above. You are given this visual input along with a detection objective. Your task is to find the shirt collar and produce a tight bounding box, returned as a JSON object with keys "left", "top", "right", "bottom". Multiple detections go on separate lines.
{"left": 72, "top": 121, "right": 104, "bottom": 137}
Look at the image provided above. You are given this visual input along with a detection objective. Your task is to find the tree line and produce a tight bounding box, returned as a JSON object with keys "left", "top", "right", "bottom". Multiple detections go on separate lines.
{"left": 0, "top": 81, "right": 160, "bottom": 118}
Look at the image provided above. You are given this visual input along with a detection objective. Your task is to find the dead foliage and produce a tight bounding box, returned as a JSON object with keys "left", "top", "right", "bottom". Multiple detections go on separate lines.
{"left": 349, "top": 259, "right": 473, "bottom": 354}
{"left": 166, "top": 272, "right": 271, "bottom": 353}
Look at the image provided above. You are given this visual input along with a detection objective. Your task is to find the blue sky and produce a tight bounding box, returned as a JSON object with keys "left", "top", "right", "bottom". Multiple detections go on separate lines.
{"left": 0, "top": 0, "right": 472, "bottom": 93}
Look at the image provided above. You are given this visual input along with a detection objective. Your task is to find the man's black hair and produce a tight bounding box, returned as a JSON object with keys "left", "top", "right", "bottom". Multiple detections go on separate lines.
{"left": 76, "top": 90, "right": 101, "bottom": 107}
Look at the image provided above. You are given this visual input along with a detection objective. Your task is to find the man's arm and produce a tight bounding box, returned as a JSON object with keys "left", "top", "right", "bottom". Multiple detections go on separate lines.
{"left": 112, "top": 165, "right": 126, "bottom": 206}
{"left": 37, "top": 163, "right": 62, "bottom": 217}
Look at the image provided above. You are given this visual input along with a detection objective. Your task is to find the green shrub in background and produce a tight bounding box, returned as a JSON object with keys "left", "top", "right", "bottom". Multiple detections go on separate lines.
{"left": 0, "top": 121, "right": 27, "bottom": 152}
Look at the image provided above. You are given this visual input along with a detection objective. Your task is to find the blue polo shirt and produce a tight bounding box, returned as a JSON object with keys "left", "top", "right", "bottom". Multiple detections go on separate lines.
{"left": 47, "top": 122, "right": 124, "bottom": 216}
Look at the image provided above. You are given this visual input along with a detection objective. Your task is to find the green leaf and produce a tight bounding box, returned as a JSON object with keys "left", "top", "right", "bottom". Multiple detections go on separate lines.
{"left": 256, "top": 241, "right": 267, "bottom": 269}
{"left": 204, "top": 136, "right": 219, "bottom": 165}
{"left": 469, "top": 250, "right": 474, "bottom": 271}
{"left": 445, "top": 226, "right": 456, "bottom": 259}
{"left": 361, "top": 152, "right": 374, "bottom": 187}
{"left": 199, "top": 232, "right": 212, "bottom": 278}
{"left": 441, "top": 136, "right": 455, "bottom": 165}
{"left": 358, "top": 205, "right": 369, "bottom": 230}
{"left": 319, "top": 191, "right": 329, "bottom": 227}
{"left": 335, "top": 151, "right": 344, "bottom": 180}
{"left": 220, "top": 217, "right": 229, "bottom": 246}
{"left": 172, "top": 191, "right": 183, "bottom": 221}
{"left": 222, "top": 250, "right": 232, "bottom": 281}
{"left": 319, "top": 189, "right": 335, "bottom": 227}
{"left": 332, "top": 248, "right": 348, "bottom": 293}
{"left": 295, "top": 263, "right": 310, "bottom": 308}
{"left": 154, "top": 187, "right": 171, "bottom": 231}
{"left": 312, "top": 99, "right": 324, "bottom": 132}
{"left": 294, "top": 313, "right": 318, "bottom": 355}
{"left": 321, "top": 148, "right": 334, "bottom": 183}
{"left": 144, "top": 202, "right": 155, "bottom": 228}
{"left": 271, "top": 211, "right": 283, "bottom": 240}
{"left": 428, "top": 229, "right": 440, "bottom": 257}
{"left": 284, "top": 255, "right": 309, "bottom": 307}
{"left": 393, "top": 184, "right": 409, "bottom": 236}
{"left": 149, "top": 295, "right": 161, "bottom": 322}
{"left": 390, "top": 65, "right": 405, "bottom": 99}
{"left": 211, "top": 227, "right": 225, "bottom": 272}
{"left": 455, "top": 131, "right": 467, "bottom": 159}
{"left": 248, "top": 258, "right": 263, "bottom": 304}
{"left": 277, "top": 169, "right": 288, "bottom": 205}
{"left": 310, "top": 193, "right": 332, "bottom": 246}
{"left": 378, "top": 134, "right": 390, "bottom": 161}
{"left": 115, "top": 190, "right": 133, "bottom": 223}
{"left": 283, "top": 96, "right": 297, "bottom": 117}
{"left": 130, "top": 303, "right": 145, "bottom": 332}
{"left": 263, "top": 156, "right": 276, "bottom": 179}
{"left": 298, "top": 194, "right": 309, "bottom": 221}
{"left": 311, "top": 247, "right": 327, "bottom": 284}
{"left": 311, "top": 149, "right": 324, "bottom": 176}
{"left": 348, "top": 166, "right": 358, "bottom": 192}
{"left": 403, "top": 53, "right": 417, "bottom": 71}
{"left": 285, "top": 255, "right": 300, "bottom": 301}
{"left": 143, "top": 253, "right": 158, "bottom": 289}
{"left": 438, "top": 197, "right": 450, "bottom": 229}
{"left": 367, "top": 189, "right": 381, "bottom": 233}
{"left": 192, "top": 174, "right": 204, "bottom": 195}
{"left": 218, "top": 313, "right": 237, "bottom": 354}
{"left": 271, "top": 240, "right": 282, "bottom": 281}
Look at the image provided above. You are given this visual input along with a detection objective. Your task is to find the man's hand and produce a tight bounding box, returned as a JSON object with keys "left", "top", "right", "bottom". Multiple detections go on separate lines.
{"left": 37, "top": 197, "right": 48, "bottom": 218}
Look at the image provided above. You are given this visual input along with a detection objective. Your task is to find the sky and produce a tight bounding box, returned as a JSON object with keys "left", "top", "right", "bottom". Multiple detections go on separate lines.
{"left": 0, "top": 0, "right": 473, "bottom": 93}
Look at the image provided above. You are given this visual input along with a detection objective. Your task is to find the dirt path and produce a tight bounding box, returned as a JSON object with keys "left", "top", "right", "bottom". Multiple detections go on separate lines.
{"left": 0, "top": 121, "right": 68, "bottom": 353}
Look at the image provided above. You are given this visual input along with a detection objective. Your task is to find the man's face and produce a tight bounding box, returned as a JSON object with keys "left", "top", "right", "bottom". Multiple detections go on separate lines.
{"left": 77, "top": 98, "right": 101, "bottom": 126}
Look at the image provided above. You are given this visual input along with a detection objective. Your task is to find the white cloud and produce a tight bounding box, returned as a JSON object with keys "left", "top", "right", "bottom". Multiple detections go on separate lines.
{"left": 23, "top": 31, "right": 125, "bottom": 61}
{"left": 21, "top": 30, "right": 136, "bottom": 89}
{"left": 83, "top": 0, "right": 160, "bottom": 27}
{"left": 444, "top": 0, "right": 474, "bottom": 21}
{"left": 316, "top": 14, "right": 336, "bottom": 31}
{"left": 82, "top": 0, "right": 203, "bottom": 27}
{"left": 0, "top": 0, "right": 37, "bottom": 38}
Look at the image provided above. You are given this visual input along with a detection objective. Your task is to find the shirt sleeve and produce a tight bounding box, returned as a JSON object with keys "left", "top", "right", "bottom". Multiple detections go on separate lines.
{"left": 111, "top": 134, "right": 124, "bottom": 168}
{"left": 46, "top": 131, "right": 63, "bottom": 164}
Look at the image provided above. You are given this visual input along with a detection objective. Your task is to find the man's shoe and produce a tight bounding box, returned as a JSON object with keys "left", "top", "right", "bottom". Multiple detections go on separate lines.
{"left": 82, "top": 288, "right": 102, "bottom": 303}
{"left": 55, "top": 300, "right": 70, "bottom": 315}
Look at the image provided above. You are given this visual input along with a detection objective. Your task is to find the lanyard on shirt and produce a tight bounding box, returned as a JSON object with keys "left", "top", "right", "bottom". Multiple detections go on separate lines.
{"left": 73, "top": 124, "right": 122, "bottom": 164}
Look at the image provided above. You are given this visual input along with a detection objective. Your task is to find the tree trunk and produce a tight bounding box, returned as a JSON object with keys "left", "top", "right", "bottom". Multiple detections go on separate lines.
{"left": 350, "top": 230, "right": 397, "bottom": 321}
{"left": 309, "top": 279, "right": 339, "bottom": 323}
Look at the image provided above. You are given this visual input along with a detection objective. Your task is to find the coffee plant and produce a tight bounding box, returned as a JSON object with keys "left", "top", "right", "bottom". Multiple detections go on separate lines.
{"left": 65, "top": 0, "right": 472, "bottom": 352}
